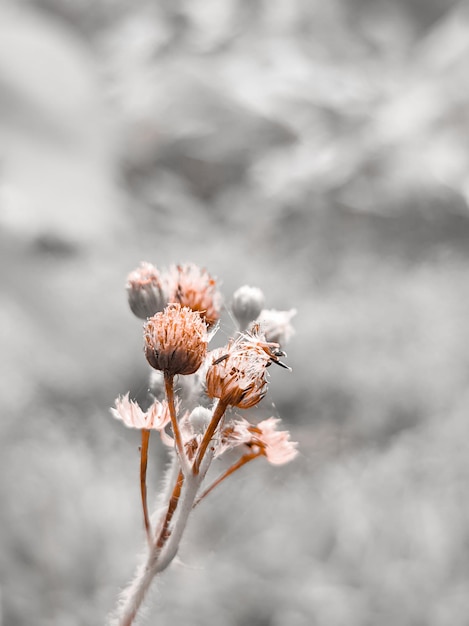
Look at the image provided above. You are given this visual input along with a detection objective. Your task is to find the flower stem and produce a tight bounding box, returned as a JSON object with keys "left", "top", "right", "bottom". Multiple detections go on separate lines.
{"left": 140, "top": 429, "right": 151, "bottom": 545}
{"left": 164, "top": 372, "right": 190, "bottom": 475}
{"left": 193, "top": 453, "right": 258, "bottom": 507}
{"left": 192, "top": 399, "right": 228, "bottom": 474}
{"left": 155, "top": 469, "right": 184, "bottom": 549}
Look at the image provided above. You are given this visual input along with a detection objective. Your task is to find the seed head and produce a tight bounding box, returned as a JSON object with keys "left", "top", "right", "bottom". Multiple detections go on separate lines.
{"left": 169, "top": 263, "right": 221, "bottom": 327}
{"left": 205, "top": 337, "right": 274, "bottom": 409}
{"left": 126, "top": 262, "right": 167, "bottom": 319}
{"left": 144, "top": 304, "right": 208, "bottom": 376}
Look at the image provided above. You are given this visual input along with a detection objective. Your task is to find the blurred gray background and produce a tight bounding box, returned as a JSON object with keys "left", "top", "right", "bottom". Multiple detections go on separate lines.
{"left": 2, "top": 0, "right": 469, "bottom": 624}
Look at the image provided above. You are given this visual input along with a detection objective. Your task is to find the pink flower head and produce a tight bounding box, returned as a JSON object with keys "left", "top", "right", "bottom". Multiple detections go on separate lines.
{"left": 216, "top": 416, "right": 298, "bottom": 465}
{"left": 217, "top": 418, "right": 253, "bottom": 456}
{"left": 168, "top": 263, "right": 222, "bottom": 327}
{"left": 248, "top": 418, "right": 298, "bottom": 465}
{"left": 110, "top": 393, "right": 171, "bottom": 431}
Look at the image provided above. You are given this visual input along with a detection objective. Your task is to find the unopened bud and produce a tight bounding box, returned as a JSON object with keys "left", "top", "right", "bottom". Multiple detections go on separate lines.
{"left": 126, "top": 262, "right": 167, "bottom": 319}
{"left": 232, "top": 285, "right": 265, "bottom": 330}
{"left": 189, "top": 406, "right": 212, "bottom": 434}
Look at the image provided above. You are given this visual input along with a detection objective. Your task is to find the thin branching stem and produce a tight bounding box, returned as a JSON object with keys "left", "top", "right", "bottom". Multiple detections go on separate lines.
{"left": 140, "top": 429, "right": 151, "bottom": 545}
{"left": 192, "top": 398, "right": 228, "bottom": 474}
{"left": 164, "top": 372, "right": 190, "bottom": 475}
{"left": 193, "top": 453, "right": 259, "bottom": 507}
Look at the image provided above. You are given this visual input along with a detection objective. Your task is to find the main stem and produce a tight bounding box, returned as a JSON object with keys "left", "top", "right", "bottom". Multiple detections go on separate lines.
{"left": 153, "top": 472, "right": 202, "bottom": 572}
{"left": 115, "top": 470, "right": 203, "bottom": 626}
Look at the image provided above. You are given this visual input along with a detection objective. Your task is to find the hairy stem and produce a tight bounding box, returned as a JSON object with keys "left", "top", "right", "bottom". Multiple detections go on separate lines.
{"left": 114, "top": 470, "right": 205, "bottom": 626}
{"left": 155, "top": 469, "right": 184, "bottom": 549}
{"left": 154, "top": 463, "right": 208, "bottom": 572}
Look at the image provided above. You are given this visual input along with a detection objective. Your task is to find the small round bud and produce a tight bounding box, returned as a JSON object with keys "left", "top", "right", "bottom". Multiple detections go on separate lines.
{"left": 144, "top": 304, "right": 208, "bottom": 376}
{"left": 188, "top": 406, "right": 212, "bottom": 434}
{"left": 126, "top": 262, "right": 167, "bottom": 319}
{"left": 231, "top": 285, "right": 265, "bottom": 330}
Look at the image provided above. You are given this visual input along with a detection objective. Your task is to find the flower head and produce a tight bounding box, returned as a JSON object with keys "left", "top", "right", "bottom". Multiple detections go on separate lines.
{"left": 241, "top": 324, "right": 291, "bottom": 369}
{"left": 144, "top": 304, "right": 208, "bottom": 376}
{"left": 126, "top": 262, "right": 168, "bottom": 319}
{"left": 206, "top": 336, "right": 275, "bottom": 409}
{"left": 168, "top": 263, "right": 221, "bottom": 327}
{"left": 216, "top": 419, "right": 252, "bottom": 456}
{"left": 110, "top": 393, "right": 171, "bottom": 431}
{"left": 248, "top": 418, "right": 298, "bottom": 465}
{"left": 212, "top": 417, "right": 298, "bottom": 464}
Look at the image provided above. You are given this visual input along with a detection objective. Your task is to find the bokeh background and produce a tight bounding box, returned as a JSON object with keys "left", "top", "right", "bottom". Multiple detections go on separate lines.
{"left": 2, "top": 0, "right": 469, "bottom": 624}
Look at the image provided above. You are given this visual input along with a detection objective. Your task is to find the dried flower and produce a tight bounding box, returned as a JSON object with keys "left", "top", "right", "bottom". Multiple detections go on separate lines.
{"left": 110, "top": 393, "right": 171, "bottom": 431}
{"left": 231, "top": 285, "right": 265, "bottom": 330}
{"left": 126, "top": 262, "right": 168, "bottom": 319}
{"left": 241, "top": 324, "right": 290, "bottom": 369}
{"left": 256, "top": 308, "right": 297, "bottom": 345}
{"left": 248, "top": 417, "right": 298, "bottom": 465}
{"left": 144, "top": 304, "right": 208, "bottom": 376}
{"left": 216, "top": 419, "right": 252, "bottom": 456}
{"left": 109, "top": 261, "right": 299, "bottom": 626}
{"left": 205, "top": 336, "right": 275, "bottom": 409}
{"left": 168, "top": 263, "right": 221, "bottom": 327}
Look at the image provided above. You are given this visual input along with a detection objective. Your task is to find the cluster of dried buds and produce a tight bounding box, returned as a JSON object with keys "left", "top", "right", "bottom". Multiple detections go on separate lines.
{"left": 110, "top": 262, "right": 297, "bottom": 626}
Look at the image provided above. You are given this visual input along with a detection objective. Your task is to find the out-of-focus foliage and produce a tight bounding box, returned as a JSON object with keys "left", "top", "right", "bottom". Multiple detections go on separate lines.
{"left": 1, "top": 0, "right": 469, "bottom": 624}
